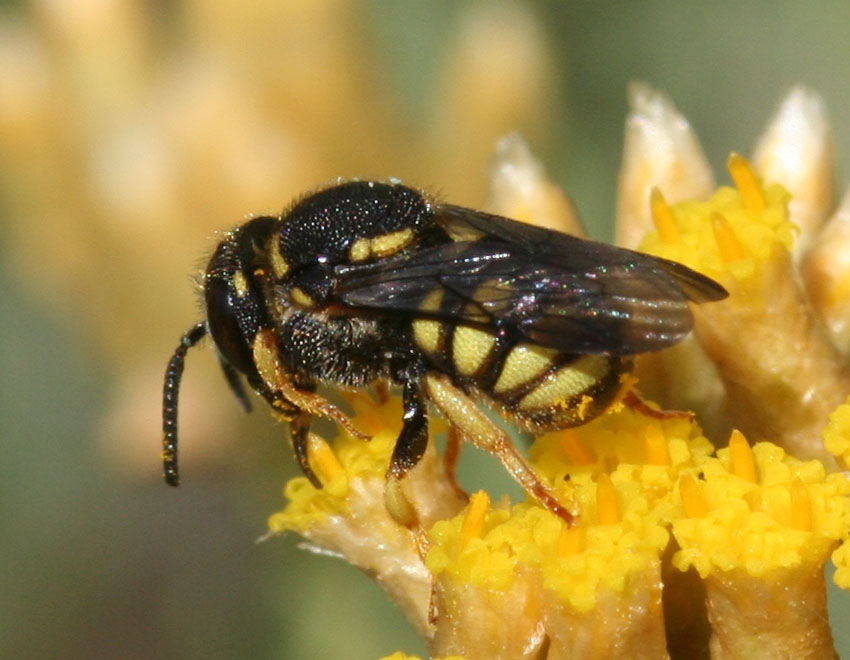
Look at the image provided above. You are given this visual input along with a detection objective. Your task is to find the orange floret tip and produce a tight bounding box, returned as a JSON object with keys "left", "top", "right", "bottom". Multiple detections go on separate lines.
{"left": 728, "top": 429, "right": 757, "bottom": 483}
{"left": 649, "top": 187, "right": 680, "bottom": 244}
{"left": 679, "top": 473, "right": 708, "bottom": 518}
{"left": 558, "top": 429, "right": 596, "bottom": 465}
{"left": 596, "top": 474, "right": 621, "bottom": 525}
{"left": 790, "top": 478, "right": 813, "bottom": 532}
{"left": 307, "top": 433, "right": 347, "bottom": 489}
{"left": 711, "top": 212, "right": 747, "bottom": 263}
{"left": 459, "top": 491, "right": 490, "bottom": 547}
{"left": 557, "top": 524, "right": 585, "bottom": 557}
{"left": 727, "top": 152, "right": 766, "bottom": 212}
{"left": 638, "top": 152, "right": 795, "bottom": 284}
{"left": 644, "top": 421, "right": 670, "bottom": 466}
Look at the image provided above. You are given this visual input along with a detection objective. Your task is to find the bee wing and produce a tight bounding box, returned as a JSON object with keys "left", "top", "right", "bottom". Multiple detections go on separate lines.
{"left": 334, "top": 205, "right": 726, "bottom": 355}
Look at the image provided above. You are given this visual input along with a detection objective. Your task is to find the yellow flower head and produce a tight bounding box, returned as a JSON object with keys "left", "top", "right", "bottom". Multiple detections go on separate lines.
{"left": 641, "top": 154, "right": 795, "bottom": 286}
{"left": 672, "top": 430, "right": 850, "bottom": 580}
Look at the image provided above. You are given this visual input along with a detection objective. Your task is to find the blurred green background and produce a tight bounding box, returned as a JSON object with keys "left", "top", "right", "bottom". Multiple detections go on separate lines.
{"left": 2, "top": 1, "right": 850, "bottom": 658}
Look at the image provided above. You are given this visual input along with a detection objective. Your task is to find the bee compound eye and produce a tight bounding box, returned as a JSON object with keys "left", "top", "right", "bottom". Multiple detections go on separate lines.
{"left": 204, "top": 275, "right": 257, "bottom": 375}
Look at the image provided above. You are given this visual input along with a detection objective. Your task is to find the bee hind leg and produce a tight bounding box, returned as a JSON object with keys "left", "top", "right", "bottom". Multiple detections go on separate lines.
{"left": 442, "top": 426, "right": 468, "bottom": 501}
{"left": 424, "top": 372, "right": 574, "bottom": 526}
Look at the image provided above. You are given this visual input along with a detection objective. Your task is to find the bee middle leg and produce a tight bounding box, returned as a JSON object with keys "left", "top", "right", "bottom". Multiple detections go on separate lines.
{"left": 384, "top": 380, "right": 430, "bottom": 527}
{"left": 623, "top": 389, "right": 695, "bottom": 421}
{"left": 424, "top": 371, "right": 575, "bottom": 525}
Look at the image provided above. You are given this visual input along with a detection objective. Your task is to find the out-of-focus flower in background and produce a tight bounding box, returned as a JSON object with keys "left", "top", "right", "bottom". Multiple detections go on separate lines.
{"left": 0, "top": 0, "right": 553, "bottom": 482}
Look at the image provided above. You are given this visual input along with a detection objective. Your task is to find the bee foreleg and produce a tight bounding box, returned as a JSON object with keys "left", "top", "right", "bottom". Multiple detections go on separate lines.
{"left": 252, "top": 328, "right": 370, "bottom": 440}
{"left": 289, "top": 411, "right": 322, "bottom": 489}
{"left": 424, "top": 372, "right": 575, "bottom": 525}
{"left": 217, "top": 356, "right": 252, "bottom": 413}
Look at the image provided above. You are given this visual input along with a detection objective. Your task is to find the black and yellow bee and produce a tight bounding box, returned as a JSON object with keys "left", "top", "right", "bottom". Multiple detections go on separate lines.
{"left": 162, "top": 181, "right": 726, "bottom": 524}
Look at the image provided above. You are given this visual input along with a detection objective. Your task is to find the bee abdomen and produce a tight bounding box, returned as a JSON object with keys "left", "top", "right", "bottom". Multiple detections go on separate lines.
{"left": 412, "top": 314, "right": 630, "bottom": 431}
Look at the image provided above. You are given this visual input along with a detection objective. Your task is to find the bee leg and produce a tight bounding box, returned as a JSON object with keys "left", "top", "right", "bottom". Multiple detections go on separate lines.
{"left": 424, "top": 372, "right": 575, "bottom": 525}
{"left": 443, "top": 426, "right": 468, "bottom": 501}
{"left": 373, "top": 380, "right": 390, "bottom": 404}
{"left": 623, "top": 389, "right": 695, "bottom": 421}
{"left": 217, "top": 356, "right": 252, "bottom": 413}
{"left": 288, "top": 411, "right": 323, "bottom": 489}
{"left": 252, "top": 328, "right": 370, "bottom": 440}
{"left": 384, "top": 380, "right": 429, "bottom": 527}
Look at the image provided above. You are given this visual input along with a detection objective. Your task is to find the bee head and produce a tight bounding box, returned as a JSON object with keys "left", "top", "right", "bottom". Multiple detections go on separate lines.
{"left": 203, "top": 216, "right": 277, "bottom": 377}
{"left": 162, "top": 216, "right": 279, "bottom": 487}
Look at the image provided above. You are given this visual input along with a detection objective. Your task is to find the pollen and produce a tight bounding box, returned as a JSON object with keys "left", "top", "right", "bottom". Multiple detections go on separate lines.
{"left": 576, "top": 393, "right": 594, "bottom": 421}
{"left": 595, "top": 474, "right": 620, "bottom": 525}
{"left": 822, "top": 395, "right": 850, "bottom": 466}
{"left": 649, "top": 187, "right": 680, "bottom": 244}
{"left": 727, "top": 152, "right": 766, "bottom": 213}
{"left": 728, "top": 429, "right": 757, "bottom": 483}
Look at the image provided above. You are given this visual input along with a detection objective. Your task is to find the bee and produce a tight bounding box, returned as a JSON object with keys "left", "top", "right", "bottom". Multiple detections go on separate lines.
{"left": 162, "top": 181, "right": 726, "bottom": 524}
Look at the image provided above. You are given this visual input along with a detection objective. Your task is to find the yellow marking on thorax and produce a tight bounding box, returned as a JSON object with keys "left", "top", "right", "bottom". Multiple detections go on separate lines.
{"left": 412, "top": 289, "right": 443, "bottom": 355}
{"left": 452, "top": 325, "right": 496, "bottom": 376}
{"left": 349, "top": 237, "right": 371, "bottom": 262}
{"left": 518, "top": 354, "right": 610, "bottom": 411}
{"left": 443, "top": 219, "right": 485, "bottom": 242}
{"left": 290, "top": 286, "right": 315, "bottom": 307}
{"left": 349, "top": 228, "right": 415, "bottom": 262}
{"left": 232, "top": 271, "right": 249, "bottom": 298}
{"left": 269, "top": 239, "right": 290, "bottom": 278}
{"left": 493, "top": 344, "right": 559, "bottom": 394}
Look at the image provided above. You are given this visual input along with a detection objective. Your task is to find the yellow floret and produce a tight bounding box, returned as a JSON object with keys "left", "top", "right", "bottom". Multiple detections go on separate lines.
{"left": 268, "top": 393, "right": 403, "bottom": 533}
{"left": 267, "top": 427, "right": 398, "bottom": 532}
{"left": 672, "top": 433, "right": 850, "bottom": 582}
{"left": 427, "top": 475, "right": 670, "bottom": 614}
{"left": 426, "top": 495, "right": 515, "bottom": 592}
{"left": 530, "top": 404, "right": 714, "bottom": 517}
{"left": 832, "top": 543, "right": 850, "bottom": 589}
{"left": 640, "top": 154, "right": 794, "bottom": 283}
{"left": 823, "top": 395, "right": 850, "bottom": 466}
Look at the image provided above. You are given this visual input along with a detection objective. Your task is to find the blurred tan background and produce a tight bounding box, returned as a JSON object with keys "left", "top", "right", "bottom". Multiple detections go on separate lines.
{"left": 1, "top": 1, "right": 850, "bottom": 658}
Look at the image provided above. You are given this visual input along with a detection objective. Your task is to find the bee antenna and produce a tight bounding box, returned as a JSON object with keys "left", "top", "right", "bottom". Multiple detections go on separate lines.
{"left": 162, "top": 322, "right": 207, "bottom": 486}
